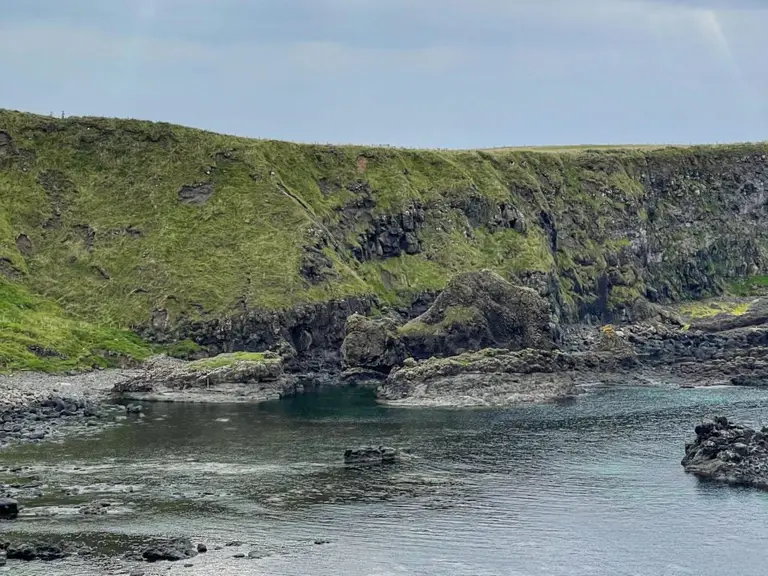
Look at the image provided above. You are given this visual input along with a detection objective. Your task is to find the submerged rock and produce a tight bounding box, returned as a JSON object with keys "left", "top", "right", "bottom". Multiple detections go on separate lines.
{"left": 682, "top": 416, "right": 768, "bottom": 490}
{"left": 0, "top": 498, "right": 18, "bottom": 519}
{"left": 344, "top": 446, "right": 398, "bottom": 465}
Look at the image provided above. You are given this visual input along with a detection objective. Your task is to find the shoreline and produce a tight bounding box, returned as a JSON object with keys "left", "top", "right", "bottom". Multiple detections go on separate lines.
{"left": 0, "top": 369, "right": 141, "bottom": 450}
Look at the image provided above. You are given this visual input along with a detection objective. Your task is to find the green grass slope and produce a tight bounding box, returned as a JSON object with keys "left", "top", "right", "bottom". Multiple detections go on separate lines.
{"left": 1, "top": 109, "right": 767, "bottom": 370}
{"left": 0, "top": 279, "right": 151, "bottom": 372}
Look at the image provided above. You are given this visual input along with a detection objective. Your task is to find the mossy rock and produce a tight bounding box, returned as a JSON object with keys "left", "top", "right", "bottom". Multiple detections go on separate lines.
{"left": 398, "top": 269, "right": 555, "bottom": 359}
{"left": 340, "top": 314, "right": 405, "bottom": 373}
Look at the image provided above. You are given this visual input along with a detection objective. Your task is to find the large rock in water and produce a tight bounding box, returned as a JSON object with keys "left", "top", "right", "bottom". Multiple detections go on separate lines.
{"left": 341, "top": 314, "right": 405, "bottom": 373}
{"left": 681, "top": 416, "right": 768, "bottom": 489}
{"left": 142, "top": 539, "right": 198, "bottom": 562}
{"left": 399, "top": 270, "right": 554, "bottom": 359}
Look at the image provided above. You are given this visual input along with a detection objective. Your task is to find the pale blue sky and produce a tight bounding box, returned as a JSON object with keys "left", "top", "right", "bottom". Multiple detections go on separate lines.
{"left": 1, "top": 0, "right": 767, "bottom": 148}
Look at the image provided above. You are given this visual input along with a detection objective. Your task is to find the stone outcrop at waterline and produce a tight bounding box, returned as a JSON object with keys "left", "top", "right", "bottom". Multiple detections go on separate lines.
{"left": 113, "top": 352, "right": 297, "bottom": 403}
{"left": 682, "top": 416, "right": 768, "bottom": 490}
{"left": 378, "top": 346, "right": 636, "bottom": 407}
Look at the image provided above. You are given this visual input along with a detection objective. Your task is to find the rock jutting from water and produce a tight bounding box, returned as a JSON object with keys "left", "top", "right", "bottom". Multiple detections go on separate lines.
{"left": 141, "top": 538, "right": 198, "bottom": 562}
{"left": 0, "top": 497, "right": 18, "bottom": 519}
{"left": 344, "top": 446, "right": 398, "bottom": 465}
{"left": 681, "top": 416, "right": 768, "bottom": 490}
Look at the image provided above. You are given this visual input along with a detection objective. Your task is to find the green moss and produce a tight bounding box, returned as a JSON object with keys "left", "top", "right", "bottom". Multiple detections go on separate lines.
{"left": 166, "top": 339, "right": 202, "bottom": 359}
{"left": 0, "top": 280, "right": 151, "bottom": 372}
{"left": 729, "top": 276, "right": 768, "bottom": 296}
{"left": 188, "top": 351, "right": 278, "bottom": 370}
{"left": 608, "top": 285, "right": 643, "bottom": 310}
{"left": 676, "top": 299, "right": 752, "bottom": 319}
{"left": 399, "top": 305, "right": 480, "bottom": 336}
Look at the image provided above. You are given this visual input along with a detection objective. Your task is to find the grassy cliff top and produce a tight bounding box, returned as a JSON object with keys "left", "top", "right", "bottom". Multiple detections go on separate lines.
{"left": 1, "top": 108, "right": 766, "bottom": 371}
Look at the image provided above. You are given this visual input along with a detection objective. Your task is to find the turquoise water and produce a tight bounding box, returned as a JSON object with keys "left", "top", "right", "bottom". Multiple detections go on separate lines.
{"left": 3, "top": 384, "right": 768, "bottom": 575}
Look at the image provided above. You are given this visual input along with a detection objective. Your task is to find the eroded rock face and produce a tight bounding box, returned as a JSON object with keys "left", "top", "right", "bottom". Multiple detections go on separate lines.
{"left": 341, "top": 314, "right": 405, "bottom": 373}
{"left": 151, "top": 297, "right": 376, "bottom": 375}
{"left": 681, "top": 416, "right": 768, "bottom": 490}
{"left": 400, "top": 270, "right": 555, "bottom": 359}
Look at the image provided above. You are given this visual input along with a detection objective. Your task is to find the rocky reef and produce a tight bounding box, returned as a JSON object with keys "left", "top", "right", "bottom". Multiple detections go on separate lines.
{"left": 682, "top": 416, "right": 768, "bottom": 490}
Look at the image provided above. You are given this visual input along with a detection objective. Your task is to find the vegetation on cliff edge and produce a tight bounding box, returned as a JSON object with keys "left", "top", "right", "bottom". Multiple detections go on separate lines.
{"left": 1, "top": 108, "right": 767, "bottom": 370}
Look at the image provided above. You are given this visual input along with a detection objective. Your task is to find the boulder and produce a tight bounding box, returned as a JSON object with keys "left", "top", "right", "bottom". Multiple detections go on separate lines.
{"left": 0, "top": 498, "right": 18, "bottom": 520}
{"left": 682, "top": 416, "right": 768, "bottom": 490}
{"left": 142, "top": 539, "right": 198, "bottom": 562}
{"left": 399, "top": 270, "right": 555, "bottom": 359}
{"left": 340, "top": 314, "right": 405, "bottom": 373}
{"left": 344, "top": 446, "right": 398, "bottom": 465}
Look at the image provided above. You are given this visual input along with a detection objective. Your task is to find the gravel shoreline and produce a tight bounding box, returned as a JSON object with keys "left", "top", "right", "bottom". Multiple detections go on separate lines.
{"left": 0, "top": 369, "right": 140, "bottom": 449}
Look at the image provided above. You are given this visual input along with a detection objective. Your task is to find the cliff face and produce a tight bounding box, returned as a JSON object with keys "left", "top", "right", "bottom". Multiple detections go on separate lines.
{"left": 0, "top": 109, "right": 767, "bottom": 368}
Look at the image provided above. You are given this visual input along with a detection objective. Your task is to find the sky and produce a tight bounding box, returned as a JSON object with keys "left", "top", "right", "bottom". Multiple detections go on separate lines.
{"left": 1, "top": 0, "right": 767, "bottom": 148}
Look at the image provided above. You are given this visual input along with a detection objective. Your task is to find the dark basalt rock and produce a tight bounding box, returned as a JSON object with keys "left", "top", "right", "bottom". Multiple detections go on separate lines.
{"left": 399, "top": 270, "right": 555, "bottom": 360}
{"left": 344, "top": 446, "right": 398, "bottom": 465}
{"left": 142, "top": 538, "right": 198, "bottom": 562}
{"left": 682, "top": 416, "right": 768, "bottom": 490}
{"left": 6, "top": 542, "right": 69, "bottom": 561}
{"left": 0, "top": 498, "right": 18, "bottom": 520}
{"left": 341, "top": 314, "right": 405, "bottom": 374}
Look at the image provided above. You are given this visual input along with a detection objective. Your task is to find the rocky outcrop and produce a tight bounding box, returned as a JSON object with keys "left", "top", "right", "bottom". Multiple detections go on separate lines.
{"left": 142, "top": 539, "right": 198, "bottom": 562}
{"left": 114, "top": 353, "right": 283, "bottom": 394}
{"left": 344, "top": 446, "right": 398, "bottom": 465}
{"left": 146, "top": 297, "right": 375, "bottom": 375}
{"left": 5, "top": 541, "right": 70, "bottom": 561}
{"left": 177, "top": 182, "right": 214, "bottom": 205}
{"left": 379, "top": 347, "right": 634, "bottom": 407}
{"left": 682, "top": 416, "right": 768, "bottom": 490}
{"left": 399, "top": 270, "right": 555, "bottom": 359}
{"left": 341, "top": 314, "right": 405, "bottom": 373}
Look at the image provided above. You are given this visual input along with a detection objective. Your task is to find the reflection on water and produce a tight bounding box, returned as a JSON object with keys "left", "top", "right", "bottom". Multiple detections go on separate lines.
{"left": 3, "top": 385, "right": 768, "bottom": 575}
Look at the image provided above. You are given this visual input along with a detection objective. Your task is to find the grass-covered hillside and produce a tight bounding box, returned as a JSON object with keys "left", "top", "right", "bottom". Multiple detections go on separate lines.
{"left": 1, "top": 109, "right": 767, "bottom": 370}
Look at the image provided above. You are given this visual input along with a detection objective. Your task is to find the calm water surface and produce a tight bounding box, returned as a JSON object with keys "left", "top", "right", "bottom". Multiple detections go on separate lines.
{"left": 3, "top": 383, "right": 768, "bottom": 575}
